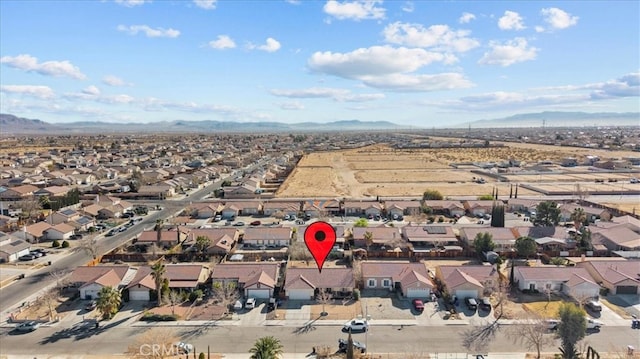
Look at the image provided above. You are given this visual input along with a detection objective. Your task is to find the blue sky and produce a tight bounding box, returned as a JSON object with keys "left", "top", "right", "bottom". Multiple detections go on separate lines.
{"left": 1, "top": 0, "right": 638, "bottom": 127}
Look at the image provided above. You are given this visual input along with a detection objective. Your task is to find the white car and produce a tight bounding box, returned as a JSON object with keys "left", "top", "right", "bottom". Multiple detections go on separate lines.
{"left": 175, "top": 342, "right": 194, "bottom": 354}
{"left": 545, "top": 319, "right": 560, "bottom": 330}
{"left": 245, "top": 297, "right": 256, "bottom": 309}
{"left": 233, "top": 300, "right": 243, "bottom": 311}
{"left": 343, "top": 319, "right": 369, "bottom": 332}
{"left": 587, "top": 318, "right": 604, "bottom": 330}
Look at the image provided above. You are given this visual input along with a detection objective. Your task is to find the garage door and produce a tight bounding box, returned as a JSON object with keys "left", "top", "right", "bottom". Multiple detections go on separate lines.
{"left": 129, "top": 290, "right": 150, "bottom": 301}
{"left": 288, "top": 289, "right": 313, "bottom": 300}
{"left": 406, "top": 288, "right": 430, "bottom": 298}
{"left": 454, "top": 289, "right": 478, "bottom": 300}
{"left": 247, "top": 289, "right": 270, "bottom": 299}
{"left": 616, "top": 286, "right": 638, "bottom": 294}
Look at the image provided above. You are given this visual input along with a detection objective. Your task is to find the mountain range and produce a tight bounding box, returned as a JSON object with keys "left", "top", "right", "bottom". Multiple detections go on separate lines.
{"left": 1, "top": 111, "right": 638, "bottom": 135}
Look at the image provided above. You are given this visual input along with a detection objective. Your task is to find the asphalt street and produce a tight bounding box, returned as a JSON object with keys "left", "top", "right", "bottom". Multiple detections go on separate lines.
{"left": 0, "top": 324, "right": 638, "bottom": 357}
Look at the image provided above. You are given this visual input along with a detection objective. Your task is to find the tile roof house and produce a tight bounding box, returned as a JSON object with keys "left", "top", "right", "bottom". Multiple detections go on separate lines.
{"left": 303, "top": 199, "right": 341, "bottom": 217}
{"left": 242, "top": 227, "right": 292, "bottom": 247}
{"left": 361, "top": 261, "right": 433, "bottom": 298}
{"left": 284, "top": 267, "right": 354, "bottom": 300}
{"left": 422, "top": 200, "right": 466, "bottom": 218}
{"left": 402, "top": 225, "right": 460, "bottom": 250}
{"left": 383, "top": 200, "right": 422, "bottom": 217}
{"left": 22, "top": 221, "right": 52, "bottom": 242}
{"left": 126, "top": 266, "right": 155, "bottom": 301}
{"left": 212, "top": 263, "right": 280, "bottom": 299}
{"left": 0, "top": 233, "right": 30, "bottom": 263}
{"left": 435, "top": 265, "right": 499, "bottom": 299}
{"left": 576, "top": 259, "right": 640, "bottom": 295}
{"left": 0, "top": 184, "right": 39, "bottom": 200}
{"left": 459, "top": 227, "right": 520, "bottom": 252}
{"left": 185, "top": 228, "right": 239, "bottom": 255}
{"left": 165, "top": 264, "right": 210, "bottom": 290}
{"left": 559, "top": 204, "right": 612, "bottom": 223}
{"left": 513, "top": 266, "right": 600, "bottom": 300}
{"left": 590, "top": 224, "right": 640, "bottom": 251}
{"left": 263, "top": 201, "right": 301, "bottom": 217}
{"left": 67, "top": 265, "right": 134, "bottom": 300}
{"left": 463, "top": 200, "right": 497, "bottom": 216}
{"left": 44, "top": 222, "right": 76, "bottom": 240}
{"left": 351, "top": 226, "right": 402, "bottom": 249}
{"left": 343, "top": 201, "right": 383, "bottom": 216}
{"left": 136, "top": 228, "right": 187, "bottom": 249}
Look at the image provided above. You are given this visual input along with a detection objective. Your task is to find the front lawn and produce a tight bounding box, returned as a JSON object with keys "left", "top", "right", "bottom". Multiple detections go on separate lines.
{"left": 523, "top": 300, "right": 564, "bottom": 319}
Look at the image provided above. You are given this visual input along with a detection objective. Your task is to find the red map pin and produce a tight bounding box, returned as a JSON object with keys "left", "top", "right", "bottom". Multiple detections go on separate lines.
{"left": 304, "top": 221, "right": 336, "bottom": 273}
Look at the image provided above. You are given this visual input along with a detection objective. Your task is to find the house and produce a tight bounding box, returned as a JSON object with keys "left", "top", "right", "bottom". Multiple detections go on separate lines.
{"left": 383, "top": 200, "right": 422, "bottom": 217}
{"left": 22, "top": 222, "right": 52, "bottom": 243}
{"left": 576, "top": 259, "right": 640, "bottom": 295}
{"left": 422, "top": 200, "right": 466, "bottom": 218}
{"left": 50, "top": 208, "right": 82, "bottom": 225}
{"left": 222, "top": 184, "right": 257, "bottom": 199}
{"left": 0, "top": 184, "right": 38, "bottom": 200}
{"left": 343, "top": 201, "right": 382, "bottom": 217}
{"left": 0, "top": 214, "right": 19, "bottom": 232}
{"left": 284, "top": 267, "right": 354, "bottom": 300}
{"left": 34, "top": 186, "right": 71, "bottom": 198}
{"left": 185, "top": 228, "right": 239, "bottom": 255}
{"left": 303, "top": 199, "right": 341, "bottom": 217}
{"left": 402, "top": 225, "right": 459, "bottom": 249}
{"left": 136, "top": 228, "right": 186, "bottom": 249}
{"left": 590, "top": 226, "right": 640, "bottom": 251}
{"left": 242, "top": 227, "right": 292, "bottom": 247}
{"left": 459, "top": 227, "right": 520, "bottom": 252}
{"left": 211, "top": 263, "right": 280, "bottom": 299}
{"left": 0, "top": 233, "right": 30, "bottom": 262}
{"left": 351, "top": 226, "right": 402, "bottom": 249}
{"left": 507, "top": 199, "right": 541, "bottom": 214}
{"left": 220, "top": 200, "right": 261, "bottom": 218}
{"left": 44, "top": 223, "right": 75, "bottom": 240}
{"left": 463, "top": 200, "right": 498, "bottom": 217}
{"left": 193, "top": 203, "right": 223, "bottom": 219}
{"left": 436, "top": 265, "right": 499, "bottom": 299}
{"left": 361, "top": 261, "right": 433, "bottom": 298}
{"left": 126, "top": 266, "right": 155, "bottom": 301}
{"left": 67, "top": 265, "right": 134, "bottom": 300}
{"left": 512, "top": 266, "right": 600, "bottom": 300}
{"left": 559, "top": 204, "right": 611, "bottom": 223}
{"left": 263, "top": 201, "right": 300, "bottom": 217}
{"left": 165, "top": 264, "right": 210, "bottom": 291}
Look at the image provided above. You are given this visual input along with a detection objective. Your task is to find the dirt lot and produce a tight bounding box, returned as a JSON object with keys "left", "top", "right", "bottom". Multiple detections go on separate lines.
{"left": 276, "top": 144, "right": 637, "bottom": 198}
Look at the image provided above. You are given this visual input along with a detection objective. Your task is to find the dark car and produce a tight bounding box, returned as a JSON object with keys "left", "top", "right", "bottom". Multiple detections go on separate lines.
{"left": 250, "top": 220, "right": 261, "bottom": 226}
{"left": 412, "top": 299, "right": 425, "bottom": 312}
{"left": 70, "top": 234, "right": 83, "bottom": 240}
{"left": 479, "top": 297, "right": 491, "bottom": 311}
{"left": 19, "top": 254, "right": 36, "bottom": 261}
{"left": 465, "top": 297, "right": 478, "bottom": 311}
{"left": 338, "top": 338, "right": 366, "bottom": 353}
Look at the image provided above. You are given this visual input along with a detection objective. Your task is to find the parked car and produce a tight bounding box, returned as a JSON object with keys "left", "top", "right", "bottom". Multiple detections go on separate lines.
{"left": 412, "top": 299, "right": 425, "bottom": 312}
{"left": 479, "top": 297, "right": 492, "bottom": 311}
{"left": 233, "top": 221, "right": 245, "bottom": 227}
{"left": 295, "top": 219, "right": 305, "bottom": 225}
{"left": 245, "top": 297, "right": 256, "bottom": 309}
{"left": 29, "top": 251, "right": 43, "bottom": 258}
{"left": 15, "top": 321, "right": 41, "bottom": 332}
{"left": 338, "top": 338, "right": 367, "bottom": 353}
{"left": 213, "top": 215, "right": 222, "bottom": 222}
{"left": 545, "top": 319, "right": 560, "bottom": 330}
{"left": 250, "top": 220, "right": 261, "bottom": 226}
{"left": 174, "top": 342, "right": 194, "bottom": 354}
{"left": 85, "top": 300, "right": 97, "bottom": 311}
{"left": 343, "top": 319, "right": 369, "bottom": 332}
{"left": 267, "top": 298, "right": 279, "bottom": 311}
{"left": 233, "top": 300, "right": 243, "bottom": 311}
{"left": 587, "top": 318, "right": 604, "bottom": 330}
{"left": 19, "top": 254, "right": 36, "bottom": 261}
{"left": 105, "top": 229, "right": 117, "bottom": 236}
{"left": 585, "top": 300, "right": 602, "bottom": 312}
{"left": 465, "top": 297, "right": 478, "bottom": 311}
{"left": 70, "top": 234, "right": 83, "bottom": 240}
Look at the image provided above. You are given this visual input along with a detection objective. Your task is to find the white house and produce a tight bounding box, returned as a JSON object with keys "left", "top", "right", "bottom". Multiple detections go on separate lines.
{"left": 513, "top": 266, "right": 600, "bottom": 300}
{"left": 0, "top": 233, "right": 30, "bottom": 262}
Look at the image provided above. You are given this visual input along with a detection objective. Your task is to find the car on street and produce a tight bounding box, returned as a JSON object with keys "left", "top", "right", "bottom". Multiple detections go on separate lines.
{"left": 106, "top": 229, "right": 117, "bottom": 236}
{"left": 267, "top": 298, "right": 279, "bottom": 311}
{"left": 545, "top": 319, "right": 560, "bottom": 330}
{"left": 587, "top": 318, "right": 604, "bottom": 330}
{"left": 30, "top": 251, "right": 43, "bottom": 258}
{"left": 15, "top": 321, "right": 41, "bottom": 332}
{"left": 338, "top": 338, "right": 367, "bottom": 353}
{"left": 174, "top": 342, "right": 194, "bottom": 354}
{"left": 85, "top": 300, "right": 97, "bottom": 311}
{"left": 250, "top": 220, "right": 261, "bottom": 226}
{"left": 465, "top": 297, "right": 478, "bottom": 311}
{"left": 343, "top": 319, "right": 369, "bottom": 332}
{"left": 70, "top": 234, "right": 83, "bottom": 240}
{"left": 213, "top": 215, "right": 222, "bottom": 222}
{"left": 585, "top": 300, "right": 602, "bottom": 312}
{"left": 245, "top": 297, "right": 256, "bottom": 309}
{"left": 412, "top": 299, "right": 424, "bottom": 312}
{"left": 233, "top": 222, "right": 245, "bottom": 227}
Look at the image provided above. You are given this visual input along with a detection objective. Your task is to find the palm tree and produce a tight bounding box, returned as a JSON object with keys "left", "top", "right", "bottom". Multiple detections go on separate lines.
{"left": 570, "top": 208, "right": 587, "bottom": 230}
{"left": 151, "top": 259, "right": 166, "bottom": 306}
{"left": 249, "top": 336, "right": 284, "bottom": 359}
{"left": 96, "top": 286, "right": 121, "bottom": 320}
{"left": 363, "top": 231, "right": 374, "bottom": 252}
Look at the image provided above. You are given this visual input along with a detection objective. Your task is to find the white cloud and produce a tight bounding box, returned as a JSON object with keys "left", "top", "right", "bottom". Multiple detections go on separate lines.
{"left": 117, "top": 25, "right": 180, "bottom": 38}
{"left": 498, "top": 10, "right": 526, "bottom": 30}
{"left": 478, "top": 37, "right": 538, "bottom": 67}
{"left": 278, "top": 101, "right": 305, "bottom": 110}
{"left": 0, "top": 85, "right": 55, "bottom": 99}
{"left": 588, "top": 72, "right": 640, "bottom": 99}
{"left": 308, "top": 46, "right": 473, "bottom": 92}
{"left": 82, "top": 85, "right": 101, "bottom": 96}
{"left": 459, "top": 12, "right": 476, "bottom": 24}
{"left": 541, "top": 7, "right": 578, "bottom": 30}
{"left": 248, "top": 38, "right": 281, "bottom": 52}
{"left": 402, "top": 2, "right": 414, "bottom": 13}
{"left": 114, "top": 0, "right": 150, "bottom": 7}
{"left": 323, "top": 0, "right": 385, "bottom": 21}
{"left": 193, "top": 0, "right": 217, "bottom": 10}
{"left": 208, "top": 35, "right": 236, "bottom": 50}
{"left": 0, "top": 54, "right": 86, "bottom": 80}
{"left": 270, "top": 87, "right": 385, "bottom": 102}
{"left": 382, "top": 22, "right": 480, "bottom": 53}
{"left": 102, "top": 75, "right": 130, "bottom": 86}
{"left": 285, "top": 0, "right": 301, "bottom": 4}
{"left": 535, "top": 26, "right": 545, "bottom": 33}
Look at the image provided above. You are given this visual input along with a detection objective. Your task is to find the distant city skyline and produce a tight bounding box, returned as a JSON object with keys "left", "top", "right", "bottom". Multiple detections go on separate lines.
{"left": 0, "top": 0, "right": 638, "bottom": 126}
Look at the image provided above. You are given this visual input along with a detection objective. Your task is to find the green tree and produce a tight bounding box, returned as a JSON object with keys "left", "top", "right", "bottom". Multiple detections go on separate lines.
{"left": 490, "top": 203, "right": 505, "bottom": 227}
{"left": 151, "top": 260, "right": 166, "bottom": 306}
{"left": 570, "top": 207, "right": 587, "bottom": 229}
{"left": 195, "top": 235, "right": 211, "bottom": 253}
{"left": 557, "top": 303, "right": 587, "bottom": 359}
{"left": 422, "top": 189, "right": 443, "bottom": 200}
{"left": 533, "top": 201, "right": 561, "bottom": 227}
{"left": 474, "top": 232, "right": 495, "bottom": 259}
{"left": 577, "top": 228, "right": 593, "bottom": 251}
{"left": 96, "top": 286, "right": 121, "bottom": 320}
{"left": 515, "top": 236, "right": 537, "bottom": 259}
{"left": 249, "top": 336, "right": 284, "bottom": 359}
{"left": 478, "top": 194, "right": 494, "bottom": 200}
{"left": 353, "top": 218, "right": 368, "bottom": 227}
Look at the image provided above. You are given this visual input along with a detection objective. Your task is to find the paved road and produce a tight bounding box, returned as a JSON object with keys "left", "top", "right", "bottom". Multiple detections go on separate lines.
{"left": 0, "top": 323, "right": 637, "bottom": 357}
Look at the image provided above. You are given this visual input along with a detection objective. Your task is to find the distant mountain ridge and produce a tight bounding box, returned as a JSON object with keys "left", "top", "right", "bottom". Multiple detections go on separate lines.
{"left": 1, "top": 111, "right": 638, "bottom": 134}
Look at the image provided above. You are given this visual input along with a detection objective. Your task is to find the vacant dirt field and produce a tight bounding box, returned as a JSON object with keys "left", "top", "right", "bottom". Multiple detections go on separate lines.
{"left": 277, "top": 143, "right": 638, "bottom": 198}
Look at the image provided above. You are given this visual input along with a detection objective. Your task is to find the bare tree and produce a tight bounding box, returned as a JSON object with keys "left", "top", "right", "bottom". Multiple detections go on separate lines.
{"left": 74, "top": 237, "right": 100, "bottom": 259}
{"left": 289, "top": 241, "right": 313, "bottom": 261}
{"left": 351, "top": 259, "right": 363, "bottom": 288}
{"left": 460, "top": 284, "right": 509, "bottom": 352}
{"left": 315, "top": 290, "right": 333, "bottom": 316}
{"left": 49, "top": 269, "right": 71, "bottom": 295}
{"left": 40, "top": 288, "right": 59, "bottom": 322}
{"left": 506, "top": 313, "right": 555, "bottom": 359}
{"left": 211, "top": 281, "right": 240, "bottom": 315}
{"left": 124, "top": 327, "right": 179, "bottom": 359}
{"left": 166, "top": 291, "right": 184, "bottom": 317}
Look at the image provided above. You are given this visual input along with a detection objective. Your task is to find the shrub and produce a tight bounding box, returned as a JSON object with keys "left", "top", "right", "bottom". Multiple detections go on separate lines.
{"left": 199, "top": 353, "right": 205, "bottom": 359}
{"left": 61, "top": 240, "right": 70, "bottom": 248}
{"left": 52, "top": 240, "right": 60, "bottom": 248}
{"left": 437, "top": 216, "right": 445, "bottom": 223}
{"left": 189, "top": 289, "right": 204, "bottom": 302}
{"left": 140, "top": 313, "right": 178, "bottom": 322}
{"left": 352, "top": 288, "right": 360, "bottom": 300}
